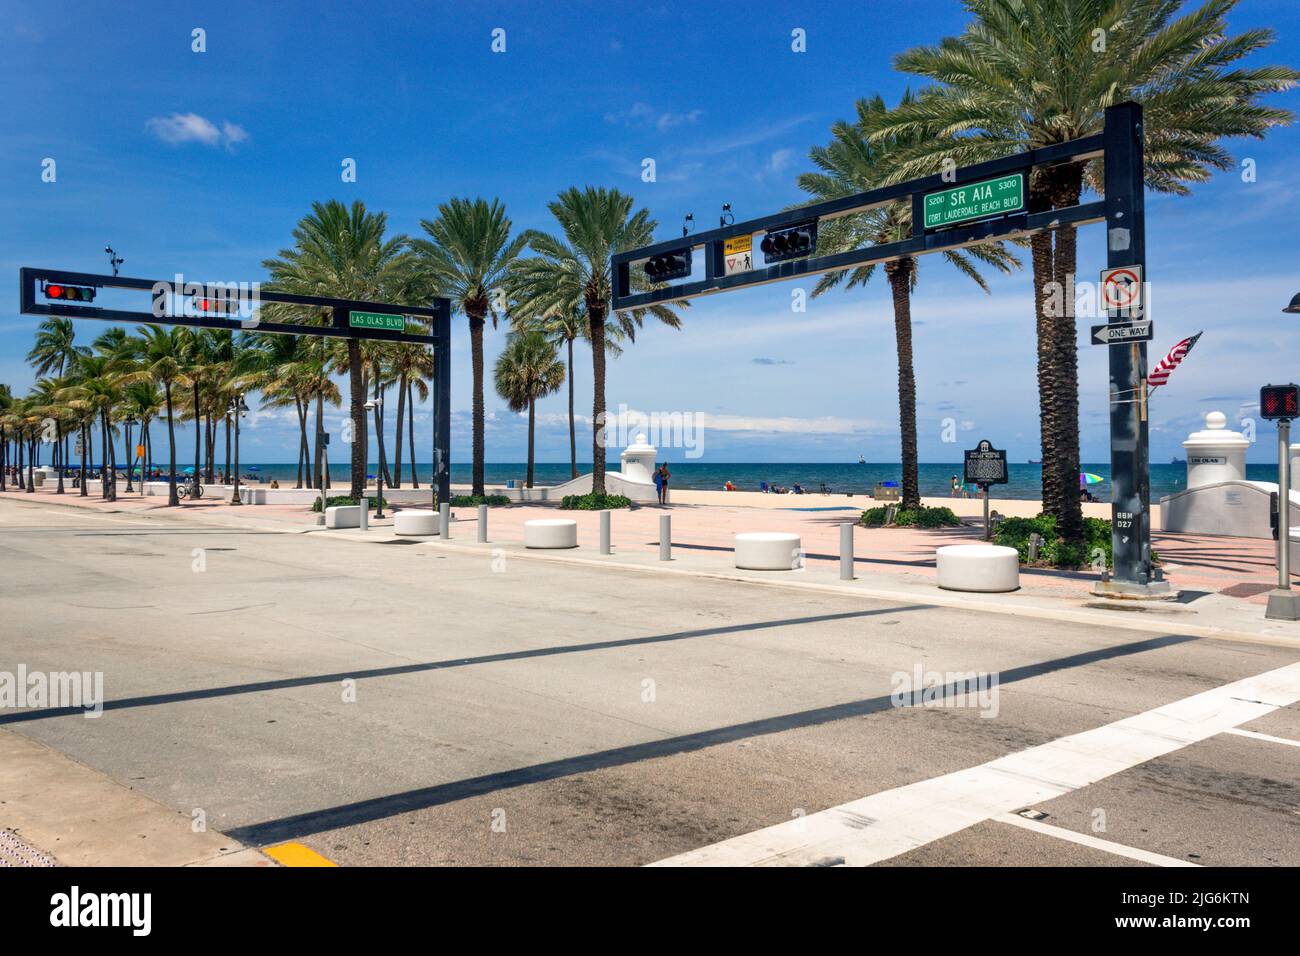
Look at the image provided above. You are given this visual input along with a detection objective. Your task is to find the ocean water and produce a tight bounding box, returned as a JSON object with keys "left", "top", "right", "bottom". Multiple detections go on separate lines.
{"left": 228, "top": 461, "right": 1279, "bottom": 500}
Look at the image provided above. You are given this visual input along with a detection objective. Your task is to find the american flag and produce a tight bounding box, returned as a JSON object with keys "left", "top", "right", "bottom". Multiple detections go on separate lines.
{"left": 1148, "top": 331, "right": 1203, "bottom": 390}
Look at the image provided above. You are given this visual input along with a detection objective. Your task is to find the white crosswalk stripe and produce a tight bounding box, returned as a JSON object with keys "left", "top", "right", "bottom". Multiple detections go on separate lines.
{"left": 651, "top": 661, "right": 1300, "bottom": 867}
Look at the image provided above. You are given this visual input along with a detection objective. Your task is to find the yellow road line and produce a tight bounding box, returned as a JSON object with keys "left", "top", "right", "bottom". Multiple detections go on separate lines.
{"left": 264, "top": 842, "right": 337, "bottom": 867}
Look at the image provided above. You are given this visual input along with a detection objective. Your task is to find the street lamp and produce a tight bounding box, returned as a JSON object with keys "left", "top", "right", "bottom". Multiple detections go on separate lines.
{"left": 1283, "top": 292, "right": 1300, "bottom": 314}
{"left": 364, "top": 398, "right": 384, "bottom": 518}
{"left": 230, "top": 394, "right": 249, "bottom": 505}
{"left": 124, "top": 414, "right": 137, "bottom": 492}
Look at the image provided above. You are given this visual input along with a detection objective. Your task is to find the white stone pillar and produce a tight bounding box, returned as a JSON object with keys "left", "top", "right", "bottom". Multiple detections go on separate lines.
{"left": 1183, "top": 412, "right": 1248, "bottom": 488}
{"left": 619, "top": 433, "right": 658, "bottom": 485}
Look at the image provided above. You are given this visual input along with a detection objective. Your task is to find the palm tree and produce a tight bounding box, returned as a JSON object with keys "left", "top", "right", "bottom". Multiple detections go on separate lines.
{"left": 386, "top": 339, "right": 434, "bottom": 488}
{"left": 67, "top": 355, "right": 124, "bottom": 501}
{"left": 799, "top": 93, "right": 1022, "bottom": 509}
{"left": 408, "top": 198, "right": 527, "bottom": 497}
{"left": 512, "top": 187, "right": 686, "bottom": 495}
{"left": 867, "top": 0, "right": 1297, "bottom": 546}
{"left": 28, "top": 318, "right": 88, "bottom": 486}
{"left": 27, "top": 377, "right": 74, "bottom": 495}
{"left": 493, "top": 331, "right": 567, "bottom": 488}
{"left": 262, "top": 200, "right": 407, "bottom": 499}
{"left": 0, "top": 384, "right": 11, "bottom": 492}
{"left": 125, "top": 327, "right": 191, "bottom": 506}
{"left": 121, "top": 381, "right": 164, "bottom": 485}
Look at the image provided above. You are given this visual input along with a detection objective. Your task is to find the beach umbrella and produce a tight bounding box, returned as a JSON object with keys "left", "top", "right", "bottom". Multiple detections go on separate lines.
{"left": 183, "top": 466, "right": 196, "bottom": 474}
{"left": 1080, "top": 472, "right": 1104, "bottom": 486}
{"left": 248, "top": 465, "right": 260, "bottom": 472}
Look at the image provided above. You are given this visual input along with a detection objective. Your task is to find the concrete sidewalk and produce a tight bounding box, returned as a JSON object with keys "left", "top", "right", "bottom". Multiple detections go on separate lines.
{"left": 0, "top": 729, "right": 272, "bottom": 866}
{"left": 4, "top": 486, "right": 1297, "bottom": 645}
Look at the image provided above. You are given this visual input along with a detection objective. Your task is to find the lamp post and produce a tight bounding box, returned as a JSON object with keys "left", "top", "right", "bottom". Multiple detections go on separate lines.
{"left": 365, "top": 398, "right": 384, "bottom": 518}
{"left": 230, "top": 394, "right": 248, "bottom": 505}
{"left": 1282, "top": 292, "right": 1300, "bottom": 315}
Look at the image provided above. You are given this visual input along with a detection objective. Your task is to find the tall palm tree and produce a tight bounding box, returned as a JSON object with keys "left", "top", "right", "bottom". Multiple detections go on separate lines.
{"left": 408, "top": 198, "right": 527, "bottom": 497}
{"left": 125, "top": 327, "right": 191, "bottom": 506}
{"left": 512, "top": 187, "right": 687, "bottom": 495}
{"left": 28, "top": 318, "right": 88, "bottom": 485}
{"left": 507, "top": 299, "right": 626, "bottom": 481}
{"left": 867, "top": 0, "right": 1297, "bottom": 546}
{"left": 262, "top": 200, "right": 408, "bottom": 499}
{"left": 249, "top": 334, "right": 310, "bottom": 487}
{"left": 493, "top": 331, "right": 567, "bottom": 488}
{"left": 27, "top": 377, "right": 74, "bottom": 494}
{"left": 121, "top": 381, "right": 164, "bottom": 485}
{"left": 67, "top": 355, "right": 124, "bottom": 501}
{"left": 800, "top": 93, "right": 1022, "bottom": 509}
{"left": 386, "top": 339, "right": 434, "bottom": 488}
{"left": 0, "top": 384, "right": 11, "bottom": 492}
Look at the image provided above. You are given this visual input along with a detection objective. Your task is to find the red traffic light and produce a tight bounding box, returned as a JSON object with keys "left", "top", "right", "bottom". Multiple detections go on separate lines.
{"left": 43, "top": 283, "right": 96, "bottom": 302}
{"left": 1260, "top": 384, "right": 1299, "bottom": 421}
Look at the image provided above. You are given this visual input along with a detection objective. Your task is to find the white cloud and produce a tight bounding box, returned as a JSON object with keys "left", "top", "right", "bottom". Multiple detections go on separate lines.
{"left": 146, "top": 112, "right": 249, "bottom": 151}
{"left": 603, "top": 101, "right": 704, "bottom": 131}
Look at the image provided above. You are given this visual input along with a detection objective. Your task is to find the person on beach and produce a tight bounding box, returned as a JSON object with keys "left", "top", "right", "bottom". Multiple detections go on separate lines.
{"left": 950, "top": 475, "right": 960, "bottom": 497}
{"left": 656, "top": 463, "right": 670, "bottom": 505}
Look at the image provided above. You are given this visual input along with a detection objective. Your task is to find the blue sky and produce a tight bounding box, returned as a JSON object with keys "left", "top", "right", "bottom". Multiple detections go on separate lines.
{"left": 2, "top": 0, "right": 1298, "bottom": 465}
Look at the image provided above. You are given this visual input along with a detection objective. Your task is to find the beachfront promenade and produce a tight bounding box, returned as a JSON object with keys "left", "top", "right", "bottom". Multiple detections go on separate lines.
{"left": 1, "top": 483, "right": 1297, "bottom": 868}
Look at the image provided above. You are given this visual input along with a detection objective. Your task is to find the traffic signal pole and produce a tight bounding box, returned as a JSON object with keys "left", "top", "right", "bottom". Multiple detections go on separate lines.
{"left": 1266, "top": 418, "right": 1300, "bottom": 620}
{"left": 1094, "top": 102, "right": 1169, "bottom": 599}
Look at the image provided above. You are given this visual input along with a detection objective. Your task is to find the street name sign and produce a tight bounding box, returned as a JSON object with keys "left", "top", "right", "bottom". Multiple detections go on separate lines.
{"left": 1091, "top": 319, "right": 1153, "bottom": 346}
{"left": 349, "top": 310, "right": 406, "bottom": 332}
{"left": 924, "top": 173, "right": 1024, "bottom": 230}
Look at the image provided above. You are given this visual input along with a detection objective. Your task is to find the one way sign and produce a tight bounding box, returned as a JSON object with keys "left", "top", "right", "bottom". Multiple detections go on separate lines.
{"left": 1091, "top": 319, "right": 1153, "bottom": 346}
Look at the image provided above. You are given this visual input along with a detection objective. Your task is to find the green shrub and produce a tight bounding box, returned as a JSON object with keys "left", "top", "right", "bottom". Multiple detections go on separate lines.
{"left": 450, "top": 494, "right": 511, "bottom": 507}
{"left": 858, "top": 504, "right": 962, "bottom": 529}
{"left": 310, "top": 494, "right": 388, "bottom": 513}
{"left": 560, "top": 492, "right": 632, "bottom": 510}
{"left": 994, "top": 514, "right": 1115, "bottom": 569}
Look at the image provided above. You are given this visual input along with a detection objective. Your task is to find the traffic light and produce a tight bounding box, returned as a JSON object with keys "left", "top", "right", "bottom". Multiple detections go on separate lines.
{"left": 643, "top": 247, "right": 692, "bottom": 282}
{"left": 1260, "top": 384, "right": 1299, "bottom": 421}
{"left": 760, "top": 221, "right": 817, "bottom": 264}
{"left": 43, "top": 282, "right": 97, "bottom": 303}
{"left": 193, "top": 296, "right": 239, "bottom": 317}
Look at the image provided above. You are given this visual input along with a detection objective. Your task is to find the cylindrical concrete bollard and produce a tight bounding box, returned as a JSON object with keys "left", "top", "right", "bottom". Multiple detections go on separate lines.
{"left": 359, "top": 497, "right": 369, "bottom": 531}
{"left": 840, "top": 523, "right": 854, "bottom": 580}
{"left": 477, "top": 503, "right": 488, "bottom": 543}
{"left": 439, "top": 502, "right": 450, "bottom": 539}
{"left": 600, "top": 510, "right": 611, "bottom": 554}
{"left": 659, "top": 514, "right": 671, "bottom": 561}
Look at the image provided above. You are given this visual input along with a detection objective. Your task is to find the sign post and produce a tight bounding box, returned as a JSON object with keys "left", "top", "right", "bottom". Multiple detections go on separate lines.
{"left": 1097, "top": 102, "right": 1167, "bottom": 598}
{"left": 964, "top": 440, "right": 1008, "bottom": 540}
{"left": 1261, "top": 384, "right": 1300, "bottom": 620}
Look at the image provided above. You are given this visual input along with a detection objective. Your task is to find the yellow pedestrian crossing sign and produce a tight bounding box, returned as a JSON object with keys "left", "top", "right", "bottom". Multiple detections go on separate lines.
{"left": 724, "top": 234, "right": 753, "bottom": 276}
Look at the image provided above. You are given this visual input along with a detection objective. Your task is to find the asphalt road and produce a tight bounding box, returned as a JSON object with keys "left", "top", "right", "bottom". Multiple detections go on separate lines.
{"left": 1, "top": 496, "right": 1297, "bottom": 867}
